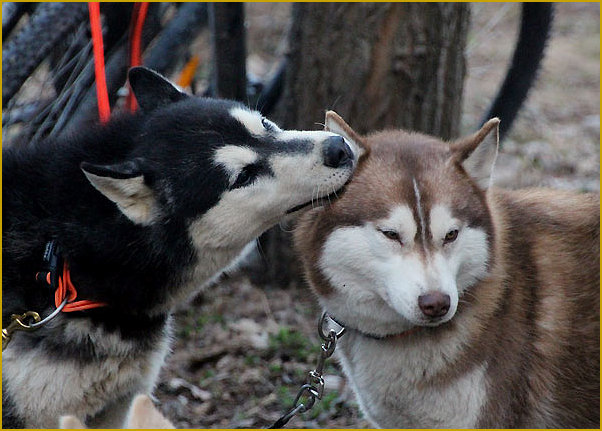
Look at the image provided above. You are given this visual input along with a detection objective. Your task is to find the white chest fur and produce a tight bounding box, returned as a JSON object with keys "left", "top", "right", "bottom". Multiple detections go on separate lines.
{"left": 336, "top": 331, "right": 487, "bottom": 428}
{"left": 2, "top": 316, "right": 172, "bottom": 428}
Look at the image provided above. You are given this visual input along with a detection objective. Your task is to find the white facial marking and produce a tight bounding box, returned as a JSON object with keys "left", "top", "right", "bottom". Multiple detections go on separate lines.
{"left": 185, "top": 131, "right": 355, "bottom": 303}
{"left": 430, "top": 204, "right": 460, "bottom": 245}
{"left": 376, "top": 204, "right": 417, "bottom": 246}
{"left": 229, "top": 107, "right": 266, "bottom": 136}
{"left": 429, "top": 204, "right": 489, "bottom": 294}
{"left": 319, "top": 225, "right": 414, "bottom": 335}
{"left": 186, "top": 121, "right": 357, "bottom": 306}
{"left": 213, "top": 145, "right": 259, "bottom": 182}
{"left": 318, "top": 205, "right": 430, "bottom": 335}
{"left": 316, "top": 200, "right": 491, "bottom": 336}
{"left": 279, "top": 129, "right": 334, "bottom": 141}
{"left": 428, "top": 251, "right": 459, "bottom": 317}
{"left": 412, "top": 178, "right": 427, "bottom": 254}
{"left": 454, "top": 227, "right": 490, "bottom": 293}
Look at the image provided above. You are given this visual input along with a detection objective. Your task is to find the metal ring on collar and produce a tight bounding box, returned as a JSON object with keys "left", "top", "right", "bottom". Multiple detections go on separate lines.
{"left": 27, "top": 295, "right": 68, "bottom": 330}
{"left": 318, "top": 312, "right": 346, "bottom": 341}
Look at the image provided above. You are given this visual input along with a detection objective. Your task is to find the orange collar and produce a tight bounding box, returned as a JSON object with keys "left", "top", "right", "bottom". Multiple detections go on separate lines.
{"left": 53, "top": 261, "right": 107, "bottom": 312}
{"left": 37, "top": 251, "right": 107, "bottom": 312}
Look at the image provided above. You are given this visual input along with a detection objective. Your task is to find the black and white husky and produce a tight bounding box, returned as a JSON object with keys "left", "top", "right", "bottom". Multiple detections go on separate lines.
{"left": 2, "top": 67, "right": 360, "bottom": 428}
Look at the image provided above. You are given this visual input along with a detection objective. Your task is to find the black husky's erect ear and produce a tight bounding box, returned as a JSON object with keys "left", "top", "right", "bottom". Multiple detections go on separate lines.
{"left": 128, "top": 66, "right": 188, "bottom": 112}
{"left": 450, "top": 118, "right": 500, "bottom": 190}
{"left": 81, "top": 159, "right": 158, "bottom": 225}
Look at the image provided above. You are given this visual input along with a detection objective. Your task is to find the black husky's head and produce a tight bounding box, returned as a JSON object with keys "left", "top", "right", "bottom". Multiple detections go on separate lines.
{"left": 81, "top": 67, "right": 366, "bottom": 252}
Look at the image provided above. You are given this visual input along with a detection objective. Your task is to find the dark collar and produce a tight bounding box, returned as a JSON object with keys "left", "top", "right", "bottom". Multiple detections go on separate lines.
{"left": 327, "top": 313, "right": 418, "bottom": 341}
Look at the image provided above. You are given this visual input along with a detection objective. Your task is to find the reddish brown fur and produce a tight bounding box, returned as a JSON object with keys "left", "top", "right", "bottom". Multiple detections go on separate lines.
{"left": 296, "top": 128, "right": 494, "bottom": 294}
{"left": 294, "top": 125, "right": 600, "bottom": 427}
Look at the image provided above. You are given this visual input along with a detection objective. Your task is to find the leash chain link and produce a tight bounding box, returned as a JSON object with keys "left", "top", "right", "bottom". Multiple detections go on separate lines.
{"left": 268, "top": 312, "right": 345, "bottom": 429}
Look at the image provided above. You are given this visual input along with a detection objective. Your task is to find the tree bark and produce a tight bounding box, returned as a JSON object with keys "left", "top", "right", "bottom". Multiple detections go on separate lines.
{"left": 209, "top": 3, "right": 247, "bottom": 100}
{"left": 254, "top": 2, "right": 470, "bottom": 285}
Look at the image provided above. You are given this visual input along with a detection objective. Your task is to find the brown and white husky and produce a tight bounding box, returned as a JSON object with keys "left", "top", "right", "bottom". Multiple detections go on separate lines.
{"left": 294, "top": 112, "right": 600, "bottom": 428}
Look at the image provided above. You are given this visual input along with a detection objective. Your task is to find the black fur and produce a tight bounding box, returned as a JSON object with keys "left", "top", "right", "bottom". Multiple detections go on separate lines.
{"left": 2, "top": 69, "right": 311, "bottom": 322}
{"left": 482, "top": 3, "right": 554, "bottom": 139}
{"left": 2, "top": 386, "right": 25, "bottom": 429}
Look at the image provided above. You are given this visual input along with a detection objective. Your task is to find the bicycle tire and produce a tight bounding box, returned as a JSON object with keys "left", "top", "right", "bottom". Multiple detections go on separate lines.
{"left": 2, "top": 2, "right": 37, "bottom": 41}
{"left": 2, "top": 2, "right": 88, "bottom": 106}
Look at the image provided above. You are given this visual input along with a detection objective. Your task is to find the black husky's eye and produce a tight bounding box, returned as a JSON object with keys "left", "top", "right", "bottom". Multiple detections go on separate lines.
{"left": 443, "top": 229, "right": 459, "bottom": 244}
{"left": 231, "top": 164, "right": 260, "bottom": 189}
{"left": 380, "top": 229, "right": 402, "bottom": 244}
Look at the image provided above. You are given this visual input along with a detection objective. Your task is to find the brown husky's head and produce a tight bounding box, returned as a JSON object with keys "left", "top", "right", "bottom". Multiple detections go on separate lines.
{"left": 295, "top": 113, "right": 500, "bottom": 336}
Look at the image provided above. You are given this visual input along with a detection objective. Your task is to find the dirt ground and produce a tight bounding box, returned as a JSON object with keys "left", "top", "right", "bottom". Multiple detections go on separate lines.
{"left": 154, "top": 3, "right": 599, "bottom": 429}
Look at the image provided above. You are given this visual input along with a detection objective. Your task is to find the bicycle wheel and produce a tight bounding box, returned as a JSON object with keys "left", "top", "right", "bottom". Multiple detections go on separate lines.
{"left": 2, "top": 2, "right": 88, "bottom": 106}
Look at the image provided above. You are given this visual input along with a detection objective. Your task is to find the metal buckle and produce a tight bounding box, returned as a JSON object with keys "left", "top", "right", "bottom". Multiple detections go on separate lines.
{"left": 2, "top": 296, "right": 68, "bottom": 351}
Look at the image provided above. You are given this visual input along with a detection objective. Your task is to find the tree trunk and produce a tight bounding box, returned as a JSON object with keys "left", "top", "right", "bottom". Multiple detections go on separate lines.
{"left": 254, "top": 2, "right": 470, "bottom": 285}
{"left": 209, "top": 3, "right": 247, "bottom": 100}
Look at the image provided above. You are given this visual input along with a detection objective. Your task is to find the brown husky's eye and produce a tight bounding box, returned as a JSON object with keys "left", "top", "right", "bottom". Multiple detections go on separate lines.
{"left": 444, "top": 229, "right": 459, "bottom": 244}
{"left": 380, "top": 230, "right": 401, "bottom": 243}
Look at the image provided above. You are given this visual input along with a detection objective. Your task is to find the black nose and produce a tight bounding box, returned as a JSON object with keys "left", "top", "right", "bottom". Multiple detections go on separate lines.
{"left": 323, "top": 136, "right": 353, "bottom": 168}
{"left": 418, "top": 292, "right": 450, "bottom": 318}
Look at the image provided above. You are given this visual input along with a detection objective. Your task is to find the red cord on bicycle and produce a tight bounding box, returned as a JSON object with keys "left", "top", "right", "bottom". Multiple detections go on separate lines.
{"left": 126, "top": 2, "right": 149, "bottom": 112}
{"left": 88, "top": 2, "right": 110, "bottom": 123}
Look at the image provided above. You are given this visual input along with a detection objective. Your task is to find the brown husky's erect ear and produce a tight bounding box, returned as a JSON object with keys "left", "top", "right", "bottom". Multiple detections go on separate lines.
{"left": 324, "top": 111, "right": 368, "bottom": 158}
{"left": 450, "top": 118, "right": 500, "bottom": 189}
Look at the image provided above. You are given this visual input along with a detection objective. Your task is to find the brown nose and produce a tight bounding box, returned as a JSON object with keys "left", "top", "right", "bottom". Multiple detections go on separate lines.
{"left": 418, "top": 292, "right": 450, "bottom": 318}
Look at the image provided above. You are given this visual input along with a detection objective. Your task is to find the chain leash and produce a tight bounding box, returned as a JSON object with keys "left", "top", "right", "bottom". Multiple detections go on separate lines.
{"left": 268, "top": 312, "right": 345, "bottom": 429}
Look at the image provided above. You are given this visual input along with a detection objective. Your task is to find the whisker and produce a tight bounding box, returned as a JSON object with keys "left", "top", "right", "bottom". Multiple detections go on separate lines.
{"left": 329, "top": 94, "right": 342, "bottom": 111}
{"left": 330, "top": 185, "right": 338, "bottom": 204}
{"left": 460, "top": 290, "right": 479, "bottom": 303}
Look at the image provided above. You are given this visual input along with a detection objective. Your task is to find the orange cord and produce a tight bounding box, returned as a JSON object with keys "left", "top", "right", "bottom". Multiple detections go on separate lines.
{"left": 177, "top": 55, "right": 200, "bottom": 89}
{"left": 54, "top": 262, "right": 107, "bottom": 312}
{"left": 88, "top": 2, "right": 111, "bottom": 123}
